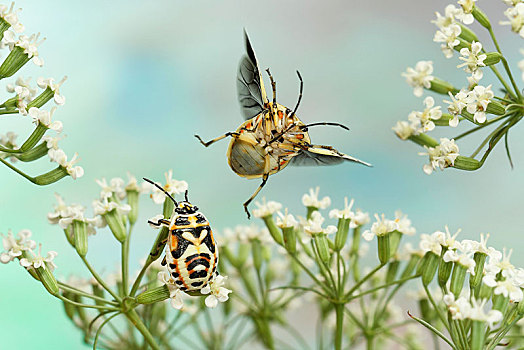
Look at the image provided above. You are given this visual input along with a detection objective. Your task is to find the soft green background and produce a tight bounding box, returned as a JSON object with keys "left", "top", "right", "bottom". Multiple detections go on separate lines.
{"left": 1, "top": 0, "right": 523, "bottom": 348}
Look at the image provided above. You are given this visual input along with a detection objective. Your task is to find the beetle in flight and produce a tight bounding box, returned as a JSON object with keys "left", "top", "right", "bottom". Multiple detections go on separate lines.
{"left": 195, "top": 31, "right": 371, "bottom": 218}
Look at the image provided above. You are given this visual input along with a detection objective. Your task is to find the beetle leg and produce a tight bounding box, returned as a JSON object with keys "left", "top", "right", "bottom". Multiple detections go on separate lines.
{"left": 161, "top": 255, "right": 167, "bottom": 266}
{"left": 194, "top": 132, "right": 240, "bottom": 147}
{"left": 243, "top": 173, "right": 269, "bottom": 219}
{"left": 148, "top": 218, "right": 171, "bottom": 227}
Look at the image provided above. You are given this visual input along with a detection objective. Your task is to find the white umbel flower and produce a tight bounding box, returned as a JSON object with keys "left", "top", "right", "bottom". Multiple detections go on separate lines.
{"left": 303, "top": 211, "right": 337, "bottom": 236}
{"left": 253, "top": 198, "right": 282, "bottom": 218}
{"left": 146, "top": 170, "right": 188, "bottom": 204}
{"left": 29, "top": 107, "right": 62, "bottom": 132}
{"left": 19, "top": 243, "right": 57, "bottom": 271}
{"left": 0, "top": 229, "right": 36, "bottom": 263}
{"left": 0, "top": 3, "right": 24, "bottom": 33}
{"left": 362, "top": 214, "right": 398, "bottom": 241}
{"left": 302, "top": 187, "right": 331, "bottom": 209}
{"left": 37, "top": 76, "right": 67, "bottom": 105}
{"left": 501, "top": 3, "right": 524, "bottom": 37}
{"left": 408, "top": 96, "right": 442, "bottom": 133}
{"left": 419, "top": 138, "right": 460, "bottom": 174}
{"left": 465, "top": 85, "right": 494, "bottom": 123}
{"left": 158, "top": 271, "right": 189, "bottom": 310}
{"left": 434, "top": 24, "right": 461, "bottom": 58}
{"left": 457, "top": 41, "right": 486, "bottom": 79}
{"left": 201, "top": 275, "right": 232, "bottom": 308}
{"left": 443, "top": 90, "right": 469, "bottom": 127}
{"left": 275, "top": 209, "right": 298, "bottom": 228}
{"left": 392, "top": 120, "right": 416, "bottom": 140}
{"left": 48, "top": 149, "right": 84, "bottom": 179}
{"left": 402, "top": 61, "right": 434, "bottom": 97}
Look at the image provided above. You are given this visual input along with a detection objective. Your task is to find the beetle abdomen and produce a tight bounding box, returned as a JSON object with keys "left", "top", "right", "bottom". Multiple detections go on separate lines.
{"left": 229, "top": 139, "right": 266, "bottom": 177}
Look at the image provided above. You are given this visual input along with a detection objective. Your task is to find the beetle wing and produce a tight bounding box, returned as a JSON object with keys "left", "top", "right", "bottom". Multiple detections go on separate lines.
{"left": 237, "top": 30, "right": 268, "bottom": 120}
{"left": 290, "top": 146, "right": 372, "bottom": 167}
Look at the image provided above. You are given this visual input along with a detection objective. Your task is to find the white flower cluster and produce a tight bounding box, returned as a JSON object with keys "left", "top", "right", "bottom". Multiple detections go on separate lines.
{"left": 0, "top": 131, "right": 17, "bottom": 161}
{"left": 419, "top": 138, "right": 460, "bottom": 175}
{"left": 48, "top": 193, "right": 102, "bottom": 235}
{"left": 362, "top": 213, "right": 400, "bottom": 241}
{"left": 2, "top": 31, "right": 44, "bottom": 66}
{"left": 401, "top": 61, "right": 434, "bottom": 97}
{"left": 158, "top": 271, "right": 232, "bottom": 310}
{"left": 253, "top": 197, "right": 282, "bottom": 218}
{"left": 420, "top": 228, "right": 524, "bottom": 303}
{"left": 444, "top": 294, "right": 502, "bottom": 327}
{"left": 457, "top": 41, "right": 486, "bottom": 85}
{"left": 501, "top": 2, "right": 524, "bottom": 37}
{"left": 47, "top": 149, "right": 84, "bottom": 179}
{"left": 432, "top": 5, "right": 464, "bottom": 58}
{"left": 222, "top": 224, "right": 273, "bottom": 245}
{"left": 303, "top": 211, "right": 337, "bottom": 236}
{"left": 0, "top": 2, "right": 24, "bottom": 33}
{"left": 5, "top": 76, "right": 66, "bottom": 115}
{"left": 0, "top": 229, "right": 58, "bottom": 271}
{"left": 145, "top": 170, "right": 188, "bottom": 205}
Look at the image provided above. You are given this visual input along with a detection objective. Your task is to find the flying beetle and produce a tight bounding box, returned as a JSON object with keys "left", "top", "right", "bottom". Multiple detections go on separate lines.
{"left": 144, "top": 178, "right": 219, "bottom": 292}
{"left": 195, "top": 31, "right": 371, "bottom": 218}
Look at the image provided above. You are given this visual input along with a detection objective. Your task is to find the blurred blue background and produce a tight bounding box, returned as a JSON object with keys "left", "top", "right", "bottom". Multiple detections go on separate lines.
{"left": 1, "top": 0, "right": 523, "bottom": 348}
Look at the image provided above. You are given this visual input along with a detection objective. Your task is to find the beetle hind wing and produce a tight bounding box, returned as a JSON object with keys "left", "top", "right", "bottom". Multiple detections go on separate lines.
{"left": 290, "top": 147, "right": 372, "bottom": 167}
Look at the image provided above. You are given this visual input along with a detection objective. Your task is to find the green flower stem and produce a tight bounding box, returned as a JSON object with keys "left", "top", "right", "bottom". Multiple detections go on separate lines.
{"left": 487, "top": 27, "right": 522, "bottom": 101}
{"left": 0, "top": 109, "right": 19, "bottom": 115}
{"left": 423, "top": 283, "right": 450, "bottom": 332}
{"left": 0, "top": 156, "right": 39, "bottom": 183}
{"left": 345, "top": 274, "right": 417, "bottom": 302}
{"left": 311, "top": 240, "right": 337, "bottom": 292}
{"left": 487, "top": 310, "right": 521, "bottom": 350}
{"left": 478, "top": 116, "right": 521, "bottom": 166}
{"left": 121, "top": 223, "right": 134, "bottom": 295}
{"left": 344, "top": 306, "right": 366, "bottom": 331}
{"left": 334, "top": 303, "right": 344, "bottom": 350}
{"left": 488, "top": 64, "right": 517, "bottom": 101}
{"left": 292, "top": 242, "right": 332, "bottom": 296}
{"left": 57, "top": 282, "right": 118, "bottom": 306}
{"left": 92, "top": 312, "right": 122, "bottom": 349}
{"left": 270, "top": 285, "right": 330, "bottom": 301}
{"left": 129, "top": 260, "right": 151, "bottom": 297}
{"left": 80, "top": 255, "right": 121, "bottom": 302}
{"left": 55, "top": 293, "right": 118, "bottom": 311}
{"left": 349, "top": 227, "right": 361, "bottom": 282}
{"left": 345, "top": 263, "right": 386, "bottom": 298}
{"left": 407, "top": 311, "right": 457, "bottom": 350}
{"left": 470, "top": 117, "right": 513, "bottom": 158}
{"left": 125, "top": 309, "right": 160, "bottom": 350}
{"left": 453, "top": 114, "right": 511, "bottom": 141}
{"left": 0, "top": 144, "right": 22, "bottom": 153}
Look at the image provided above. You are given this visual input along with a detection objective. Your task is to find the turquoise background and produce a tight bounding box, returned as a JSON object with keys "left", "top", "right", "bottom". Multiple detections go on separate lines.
{"left": 1, "top": 0, "right": 523, "bottom": 348}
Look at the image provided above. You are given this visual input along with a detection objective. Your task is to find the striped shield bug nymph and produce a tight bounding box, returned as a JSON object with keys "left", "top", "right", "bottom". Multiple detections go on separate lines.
{"left": 144, "top": 178, "right": 219, "bottom": 293}
{"left": 195, "top": 30, "right": 371, "bottom": 219}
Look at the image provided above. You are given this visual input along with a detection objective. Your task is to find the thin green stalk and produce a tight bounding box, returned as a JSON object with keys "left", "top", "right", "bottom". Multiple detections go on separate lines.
{"left": 335, "top": 303, "right": 344, "bottom": 350}
{"left": 344, "top": 307, "right": 366, "bottom": 331}
{"left": 58, "top": 282, "right": 118, "bottom": 306}
{"left": 121, "top": 223, "right": 134, "bottom": 295}
{"left": 92, "top": 312, "right": 121, "bottom": 350}
{"left": 125, "top": 309, "right": 160, "bottom": 350}
{"left": 408, "top": 311, "right": 457, "bottom": 350}
{"left": 56, "top": 294, "right": 118, "bottom": 311}
{"left": 423, "top": 283, "right": 449, "bottom": 332}
{"left": 346, "top": 275, "right": 417, "bottom": 302}
{"left": 453, "top": 114, "right": 511, "bottom": 141}
{"left": 470, "top": 118, "right": 512, "bottom": 158}
{"left": 0, "top": 109, "right": 19, "bottom": 115}
{"left": 488, "top": 27, "right": 522, "bottom": 100}
{"left": 0, "top": 145, "right": 22, "bottom": 153}
{"left": 130, "top": 260, "right": 151, "bottom": 297}
{"left": 289, "top": 251, "right": 332, "bottom": 296}
{"left": 488, "top": 64, "right": 517, "bottom": 101}
{"left": 80, "top": 255, "right": 121, "bottom": 302}
{"left": 0, "top": 156, "right": 37, "bottom": 183}
{"left": 345, "top": 263, "right": 386, "bottom": 298}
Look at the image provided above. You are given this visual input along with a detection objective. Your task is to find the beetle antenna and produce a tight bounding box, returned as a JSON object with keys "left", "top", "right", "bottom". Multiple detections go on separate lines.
{"left": 143, "top": 178, "right": 178, "bottom": 205}
{"left": 185, "top": 190, "right": 189, "bottom": 202}
{"left": 290, "top": 70, "right": 303, "bottom": 117}
{"left": 300, "top": 122, "right": 350, "bottom": 131}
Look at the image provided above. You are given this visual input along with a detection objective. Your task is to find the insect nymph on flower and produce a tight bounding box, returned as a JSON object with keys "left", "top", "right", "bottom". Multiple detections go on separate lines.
{"left": 143, "top": 178, "right": 219, "bottom": 292}
{"left": 195, "top": 30, "right": 371, "bottom": 218}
